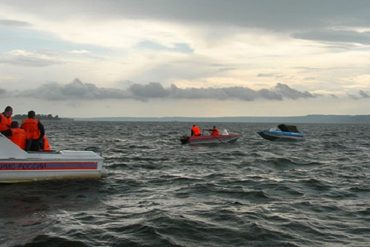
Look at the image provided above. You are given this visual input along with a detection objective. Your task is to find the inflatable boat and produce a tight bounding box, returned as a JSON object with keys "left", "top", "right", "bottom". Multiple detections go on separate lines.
{"left": 258, "top": 124, "right": 304, "bottom": 141}
{"left": 0, "top": 133, "right": 105, "bottom": 183}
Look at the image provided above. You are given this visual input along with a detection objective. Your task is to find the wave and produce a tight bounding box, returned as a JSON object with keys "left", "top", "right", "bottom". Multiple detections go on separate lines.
{"left": 2, "top": 122, "right": 370, "bottom": 246}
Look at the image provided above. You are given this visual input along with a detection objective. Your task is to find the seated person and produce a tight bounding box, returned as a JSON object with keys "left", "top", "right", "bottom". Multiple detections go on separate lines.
{"left": 10, "top": 121, "right": 26, "bottom": 150}
{"left": 21, "top": 110, "right": 45, "bottom": 151}
{"left": 0, "top": 106, "right": 13, "bottom": 137}
{"left": 191, "top": 124, "right": 201, "bottom": 136}
{"left": 209, "top": 126, "right": 220, "bottom": 136}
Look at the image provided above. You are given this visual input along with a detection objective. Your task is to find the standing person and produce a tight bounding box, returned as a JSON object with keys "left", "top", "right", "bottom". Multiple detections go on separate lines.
{"left": 10, "top": 121, "right": 26, "bottom": 150}
{"left": 0, "top": 106, "right": 13, "bottom": 137}
{"left": 191, "top": 124, "right": 201, "bottom": 136}
{"left": 21, "top": 110, "right": 45, "bottom": 151}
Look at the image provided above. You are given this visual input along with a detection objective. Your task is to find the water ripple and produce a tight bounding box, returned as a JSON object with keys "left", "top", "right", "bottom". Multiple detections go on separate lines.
{"left": 1, "top": 122, "right": 370, "bottom": 246}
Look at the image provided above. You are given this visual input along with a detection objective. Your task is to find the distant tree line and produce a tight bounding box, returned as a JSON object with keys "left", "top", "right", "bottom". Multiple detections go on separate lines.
{"left": 13, "top": 114, "right": 61, "bottom": 120}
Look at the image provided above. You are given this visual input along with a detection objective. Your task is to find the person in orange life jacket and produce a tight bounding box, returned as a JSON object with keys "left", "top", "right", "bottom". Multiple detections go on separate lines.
{"left": 209, "top": 126, "right": 220, "bottom": 136}
{"left": 191, "top": 124, "right": 201, "bottom": 136}
{"left": 10, "top": 121, "right": 26, "bottom": 150}
{"left": 42, "top": 135, "right": 52, "bottom": 151}
{"left": 0, "top": 106, "right": 13, "bottom": 137}
{"left": 21, "top": 110, "right": 45, "bottom": 151}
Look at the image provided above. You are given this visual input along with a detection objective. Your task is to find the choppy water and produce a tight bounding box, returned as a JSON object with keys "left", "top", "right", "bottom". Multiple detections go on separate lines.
{"left": 1, "top": 121, "right": 370, "bottom": 247}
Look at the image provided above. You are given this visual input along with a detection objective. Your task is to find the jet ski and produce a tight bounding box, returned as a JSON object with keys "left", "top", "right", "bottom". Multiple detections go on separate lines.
{"left": 258, "top": 124, "right": 304, "bottom": 141}
{"left": 180, "top": 129, "right": 240, "bottom": 144}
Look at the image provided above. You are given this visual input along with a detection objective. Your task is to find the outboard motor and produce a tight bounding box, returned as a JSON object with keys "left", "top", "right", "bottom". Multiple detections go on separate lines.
{"left": 180, "top": 135, "right": 190, "bottom": 144}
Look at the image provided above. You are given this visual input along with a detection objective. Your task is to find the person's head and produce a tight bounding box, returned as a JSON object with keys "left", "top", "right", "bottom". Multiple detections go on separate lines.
{"left": 10, "top": 121, "right": 19, "bottom": 128}
{"left": 192, "top": 124, "right": 195, "bottom": 127}
{"left": 3, "top": 106, "right": 13, "bottom": 117}
{"left": 213, "top": 126, "right": 216, "bottom": 129}
{"left": 28, "top": 110, "right": 36, "bottom": 118}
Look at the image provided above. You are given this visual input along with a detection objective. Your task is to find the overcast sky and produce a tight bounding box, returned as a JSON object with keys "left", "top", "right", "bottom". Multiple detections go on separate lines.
{"left": 1, "top": 0, "right": 370, "bottom": 117}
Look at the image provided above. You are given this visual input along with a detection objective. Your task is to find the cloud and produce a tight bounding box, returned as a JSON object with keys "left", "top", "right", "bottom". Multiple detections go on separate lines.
{"left": 257, "top": 73, "right": 277, "bottom": 78}
{"left": 0, "top": 19, "right": 31, "bottom": 27}
{"left": 167, "top": 83, "right": 315, "bottom": 101}
{"left": 0, "top": 50, "right": 60, "bottom": 67}
{"left": 358, "top": 90, "right": 370, "bottom": 99}
{"left": 128, "top": 82, "right": 170, "bottom": 98}
{"left": 14, "top": 79, "right": 316, "bottom": 101}
{"left": 169, "top": 84, "right": 265, "bottom": 100}
{"left": 294, "top": 29, "right": 370, "bottom": 46}
{"left": 357, "top": 90, "right": 370, "bottom": 99}
{"left": 136, "top": 40, "right": 193, "bottom": 53}
{"left": 348, "top": 90, "right": 370, "bottom": 100}
{"left": 68, "top": 50, "right": 91, "bottom": 55}
{"left": 19, "top": 79, "right": 128, "bottom": 100}
{"left": 3, "top": 0, "right": 370, "bottom": 31}
{"left": 273, "top": 83, "right": 314, "bottom": 99}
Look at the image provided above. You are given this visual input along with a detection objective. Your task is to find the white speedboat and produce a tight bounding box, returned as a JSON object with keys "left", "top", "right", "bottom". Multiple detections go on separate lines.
{"left": 0, "top": 133, "right": 105, "bottom": 183}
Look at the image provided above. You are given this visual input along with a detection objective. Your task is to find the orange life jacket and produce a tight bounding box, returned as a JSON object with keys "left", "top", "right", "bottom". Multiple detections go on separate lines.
{"left": 43, "top": 135, "right": 51, "bottom": 151}
{"left": 211, "top": 128, "right": 220, "bottom": 136}
{"left": 21, "top": 118, "right": 41, "bottom": 140}
{"left": 10, "top": 128, "right": 26, "bottom": 150}
{"left": 192, "top": 126, "right": 201, "bottom": 136}
{"left": 0, "top": 113, "right": 12, "bottom": 132}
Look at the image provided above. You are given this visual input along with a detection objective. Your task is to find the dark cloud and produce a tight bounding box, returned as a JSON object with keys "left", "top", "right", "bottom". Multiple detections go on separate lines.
{"left": 19, "top": 79, "right": 128, "bottom": 100}
{"left": 170, "top": 83, "right": 314, "bottom": 101}
{"left": 354, "top": 90, "right": 370, "bottom": 99}
{"left": 13, "top": 79, "right": 316, "bottom": 101}
{"left": 128, "top": 82, "right": 170, "bottom": 98}
{"left": 274, "top": 83, "right": 314, "bottom": 99}
{"left": 0, "top": 19, "right": 31, "bottom": 27}
{"left": 3, "top": 0, "right": 370, "bottom": 31}
{"left": 294, "top": 30, "right": 370, "bottom": 45}
{"left": 2, "top": 1, "right": 369, "bottom": 47}
{"left": 358, "top": 90, "right": 370, "bottom": 99}
{"left": 348, "top": 90, "right": 370, "bottom": 100}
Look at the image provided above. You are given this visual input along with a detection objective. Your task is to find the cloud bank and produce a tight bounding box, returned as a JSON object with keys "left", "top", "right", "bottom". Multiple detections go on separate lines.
{"left": 2, "top": 0, "right": 370, "bottom": 47}
{"left": 15, "top": 79, "right": 315, "bottom": 101}
{"left": 3, "top": 0, "right": 370, "bottom": 31}
{"left": 19, "top": 79, "right": 128, "bottom": 100}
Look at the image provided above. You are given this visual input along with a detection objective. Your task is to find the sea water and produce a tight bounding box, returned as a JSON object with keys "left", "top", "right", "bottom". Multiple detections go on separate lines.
{"left": 0, "top": 121, "right": 369, "bottom": 246}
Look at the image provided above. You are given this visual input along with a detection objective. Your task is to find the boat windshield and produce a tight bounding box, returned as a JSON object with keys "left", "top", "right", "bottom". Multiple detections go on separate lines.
{"left": 221, "top": 129, "right": 229, "bottom": 135}
{"left": 278, "top": 124, "right": 300, "bottom": 132}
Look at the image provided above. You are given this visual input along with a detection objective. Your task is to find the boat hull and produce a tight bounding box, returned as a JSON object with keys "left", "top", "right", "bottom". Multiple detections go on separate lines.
{"left": 258, "top": 130, "right": 304, "bottom": 141}
{"left": 0, "top": 159, "right": 104, "bottom": 183}
{"left": 180, "top": 134, "right": 240, "bottom": 144}
{"left": 0, "top": 133, "right": 105, "bottom": 183}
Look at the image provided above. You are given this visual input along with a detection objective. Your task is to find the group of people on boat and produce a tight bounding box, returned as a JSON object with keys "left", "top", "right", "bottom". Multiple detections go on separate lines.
{"left": 0, "top": 106, "right": 51, "bottom": 151}
{"left": 191, "top": 124, "right": 220, "bottom": 136}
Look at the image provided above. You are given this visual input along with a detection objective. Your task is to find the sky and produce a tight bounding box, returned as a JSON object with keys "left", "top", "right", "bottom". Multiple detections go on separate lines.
{"left": 1, "top": 0, "right": 370, "bottom": 117}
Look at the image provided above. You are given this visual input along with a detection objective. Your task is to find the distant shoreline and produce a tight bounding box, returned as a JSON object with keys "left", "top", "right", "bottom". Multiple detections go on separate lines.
{"left": 74, "top": 114, "right": 370, "bottom": 124}
{"left": 12, "top": 114, "right": 73, "bottom": 121}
